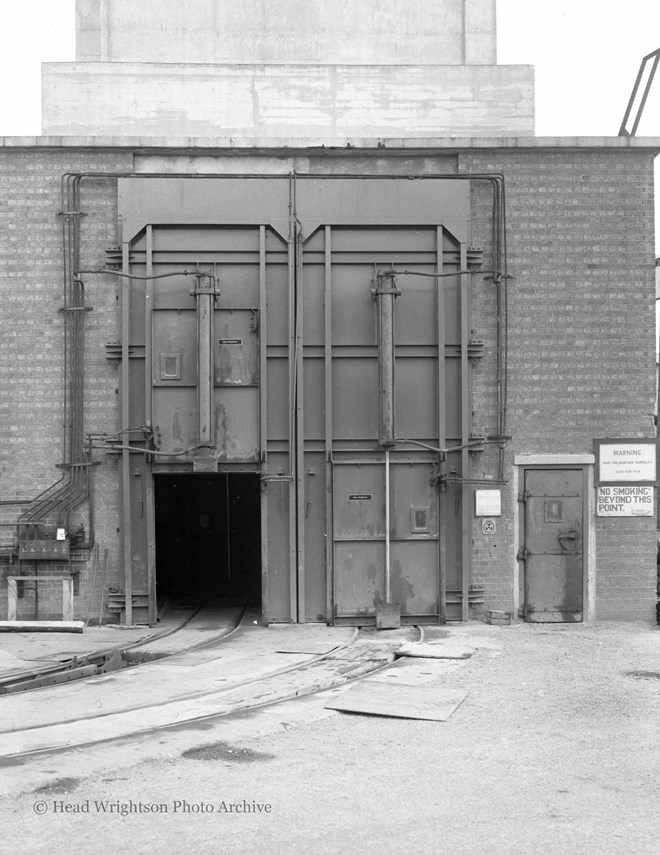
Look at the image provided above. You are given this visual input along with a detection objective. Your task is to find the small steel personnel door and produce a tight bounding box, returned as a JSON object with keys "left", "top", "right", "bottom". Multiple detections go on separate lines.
{"left": 523, "top": 469, "right": 584, "bottom": 622}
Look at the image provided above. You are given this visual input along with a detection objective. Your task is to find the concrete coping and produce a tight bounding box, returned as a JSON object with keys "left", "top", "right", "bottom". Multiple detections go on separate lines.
{"left": 1, "top": 136, "right": 660, "bottom": 153}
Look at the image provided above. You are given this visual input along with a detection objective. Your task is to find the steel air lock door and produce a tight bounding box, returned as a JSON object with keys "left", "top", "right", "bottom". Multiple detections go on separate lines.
{"left": 522, "top": 469, "right": 584, "bottom": 622}
{"left": 117, "top": 177, "right": 293, "bottom": 623}
{"left": 295, "top": 177, "right": 472, "bottom": 623}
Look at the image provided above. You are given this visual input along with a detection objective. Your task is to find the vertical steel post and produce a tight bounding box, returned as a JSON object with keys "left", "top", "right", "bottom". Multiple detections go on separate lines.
{"left": 460, "top": 243, "right": 471, "bottom": 622}
{"left": 324, "top": 226, "right": 334, "bottom": 622}
{"left": 259, "top": 225, "right": 269, "bottom": 620}
{"left": 385, "top": 448, "right": 391, "bottom": 603}
{"left": 288, "top": 177, "right": 297, "bottom": 621}
{"left": 145, "top": 225, "right": 156, "bottom": 625}
{"left": 196, "top": 272, "right": 215, "bottom": 449}
{"left": 436, "top": 226, "right": 447, "bottom": 624}
{"left": 295, "top": 230, "right": 305, "bottom": 622}
{"left": 120, "top": 241, "right": 133, "bottom": 625}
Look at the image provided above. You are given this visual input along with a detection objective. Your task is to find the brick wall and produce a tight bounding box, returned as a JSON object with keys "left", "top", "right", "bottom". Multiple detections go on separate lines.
{"left": 0, "top": 144, "right": 656, "bottom": 624}
{"left": 463, "top": 149, "right": 657, "bottom": 622}
{"left": 0, "top": 150, "right": 132, "bottom": 622}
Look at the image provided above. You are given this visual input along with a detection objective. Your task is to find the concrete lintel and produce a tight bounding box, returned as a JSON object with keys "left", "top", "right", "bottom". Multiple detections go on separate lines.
{"left": 2, "top": 136, "right": 660, "bottom": 153}
{"left": 514, "top": 454, "right": 596, "bottom": 466}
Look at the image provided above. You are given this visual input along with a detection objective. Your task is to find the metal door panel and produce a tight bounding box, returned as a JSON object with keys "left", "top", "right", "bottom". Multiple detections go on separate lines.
{"left": 302, "top": 451, "right": 327, "bottom": 621}
{"left": 396, "top": 285, "right": 438, "bottom": 344}
{"left": 321, "top": 226, "right": 438, "bottom": 254}
{"left": 334, "top": 542, "right": 386, "bottom": 617}
{"left": 119, "top": 177, "right": 292, "bottom": 244}
{"left": 524, "top": 469, "right": 584, "bottom": 622}
{"left": 300, "top": 265, "right": 325, "bottom": 345}
{"left": 330, "top": 277, "right": 377, "bottom": 346}
{"left": 295, "top": 178, "right": 470, "bottom": 239}
{"left": 214, "top": 310, "right": 259, "bottom": 386}
{"left": 333, "top": 461, "right": 439, "bottom": 619}
{"left": 266, "top": 359, "right": 291, "bottom": 440}
{"left": 444, "top": 360, "right": 462, "bottom": 439}
{"left": 214, "top": 390, "right": 259, "bottom": 460}
{"left": 152, "top": 310, "right": 197, "bottom": 385}
{"left": 396, "top": 358, "right": 438, "bottom": 440}
{"left": 302, "top": 359, "right": 325, "bottom": 440}
{"left": 153, "top": 388, "right": 197, "bottom": 454}
{"left": 334, "top": 465, "right": 385, "bottom": 539}
{"left": 333, "top": 360, "right": 379, "bottom": 440}
{"left": 389, "top": 464, "right": 438, "bottom": 539}
{"left": 263, "top": 452, "right": 293, "bottom": 621}
{"left": 390, "top": 541, "right": 438, "bottom": 615}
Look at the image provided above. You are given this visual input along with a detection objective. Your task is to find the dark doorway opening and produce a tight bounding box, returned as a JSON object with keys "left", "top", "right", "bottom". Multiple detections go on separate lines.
{"left": 154, "top": 474, "right": 261, "bottom": 605}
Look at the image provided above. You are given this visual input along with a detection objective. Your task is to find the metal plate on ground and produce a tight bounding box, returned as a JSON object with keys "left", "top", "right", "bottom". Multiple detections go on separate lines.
{"left": 325, "top": 680, "right": 468, "bottom": 721}
{"left": 396, "top": 641, "right": 474, "bottom": 660}
{"left": 375, "top": 603, "right": 401, "bottom": 629}
{"left": 367, "top": 659, "right": 454, "bottom": 685}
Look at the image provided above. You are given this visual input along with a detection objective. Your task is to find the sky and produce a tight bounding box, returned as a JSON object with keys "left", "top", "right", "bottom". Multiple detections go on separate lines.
{"left": 0, "top": 0, "right": 659, "bottom": 243}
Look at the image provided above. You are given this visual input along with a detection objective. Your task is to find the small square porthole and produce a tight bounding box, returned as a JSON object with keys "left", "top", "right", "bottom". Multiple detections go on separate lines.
{"left": 544, "top": 499, "right": 563, "bottom": 523}
{"left": 411, "top": 507, "right": 430, "bottom": 533}
{"left": 160, "top": 353, "right": 181, "bottom": 381}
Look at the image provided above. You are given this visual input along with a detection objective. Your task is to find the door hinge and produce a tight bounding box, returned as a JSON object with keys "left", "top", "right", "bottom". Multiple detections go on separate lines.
{"left": 517, "top": 548, "right": 531, "bottom": 561}
{"left": 518, "top": 491, "right": 531, "bottom": 503}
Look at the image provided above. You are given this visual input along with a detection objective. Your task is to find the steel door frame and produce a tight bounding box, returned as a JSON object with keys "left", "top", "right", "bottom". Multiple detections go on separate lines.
{"left": 515, "top": 460, "right": 594, "bottom": 623}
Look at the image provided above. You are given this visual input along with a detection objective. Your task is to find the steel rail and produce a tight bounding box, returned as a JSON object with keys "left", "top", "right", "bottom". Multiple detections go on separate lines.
{"left": 0, "top": 624, "right": 429, "bottom": 759}
{"left": 0, "top": 599, "right": 245, "bottom": 695}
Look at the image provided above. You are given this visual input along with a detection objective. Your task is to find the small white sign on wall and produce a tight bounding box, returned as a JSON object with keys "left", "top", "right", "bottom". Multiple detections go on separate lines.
{"left": 596, "top": 485, "right": 654, "bottom": 517}
{"left": 475, "top": 489, "right": 501, "bottom": 517}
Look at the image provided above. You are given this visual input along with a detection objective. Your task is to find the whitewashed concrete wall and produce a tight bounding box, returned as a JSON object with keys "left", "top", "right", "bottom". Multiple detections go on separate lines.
{"left": 75, "top": 0, "right": 497, "bottom": 65}
{"left": 42, "top": 62, "right": 535, "bottom": 139}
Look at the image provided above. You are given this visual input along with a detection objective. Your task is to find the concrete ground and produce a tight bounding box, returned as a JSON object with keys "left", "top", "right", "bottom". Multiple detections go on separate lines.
{"left": 0, "top": 620, "right": 658, "bottom": 855}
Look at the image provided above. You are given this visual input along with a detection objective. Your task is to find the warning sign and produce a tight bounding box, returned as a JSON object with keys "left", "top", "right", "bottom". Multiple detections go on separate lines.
{"left": 596, "top": 440, "right": 656, "bottom": 484}
{"left": 596, "top": 486, "right": 654, "bottom": 517}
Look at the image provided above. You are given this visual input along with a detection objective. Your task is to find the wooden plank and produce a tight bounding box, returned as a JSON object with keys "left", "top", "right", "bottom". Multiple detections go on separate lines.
{"left": 0, "top": 621, "right": 85, "bottom": 633}
{"left": 325, "top": 680, "right": 468, "bottom": 721}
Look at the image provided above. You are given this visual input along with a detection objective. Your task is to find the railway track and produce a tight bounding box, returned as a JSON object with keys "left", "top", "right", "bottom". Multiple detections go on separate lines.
{"left": 0, "top": 609, "right": 421, "bottom": 759}
{"left": 0, "top": 599, "right": 246, "bottom": 695}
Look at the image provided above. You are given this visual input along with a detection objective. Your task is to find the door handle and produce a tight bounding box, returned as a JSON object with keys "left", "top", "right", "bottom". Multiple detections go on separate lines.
{"left": 558, "top": 530, "right": 579, "bottom": 551}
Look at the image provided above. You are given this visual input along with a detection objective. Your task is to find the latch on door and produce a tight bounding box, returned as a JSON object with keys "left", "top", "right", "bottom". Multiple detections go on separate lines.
{"left": 558, "top": 530, "right": 579, "bottom": 552}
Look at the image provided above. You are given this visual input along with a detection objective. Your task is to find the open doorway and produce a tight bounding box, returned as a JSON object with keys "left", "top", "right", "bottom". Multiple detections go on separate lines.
{"left": 154, "top": 473, "right": 261, "bottom": 606}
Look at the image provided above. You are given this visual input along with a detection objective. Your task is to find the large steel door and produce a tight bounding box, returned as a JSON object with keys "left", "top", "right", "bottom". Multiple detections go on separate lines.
{"left": 295, "top": 178, "right": 471, "bottom": 623}
{"left": 117, "top": 176, "right": 473, "bottom": 625}
{"left": 523, "top": 469, "right": 584, "bottom": 622}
